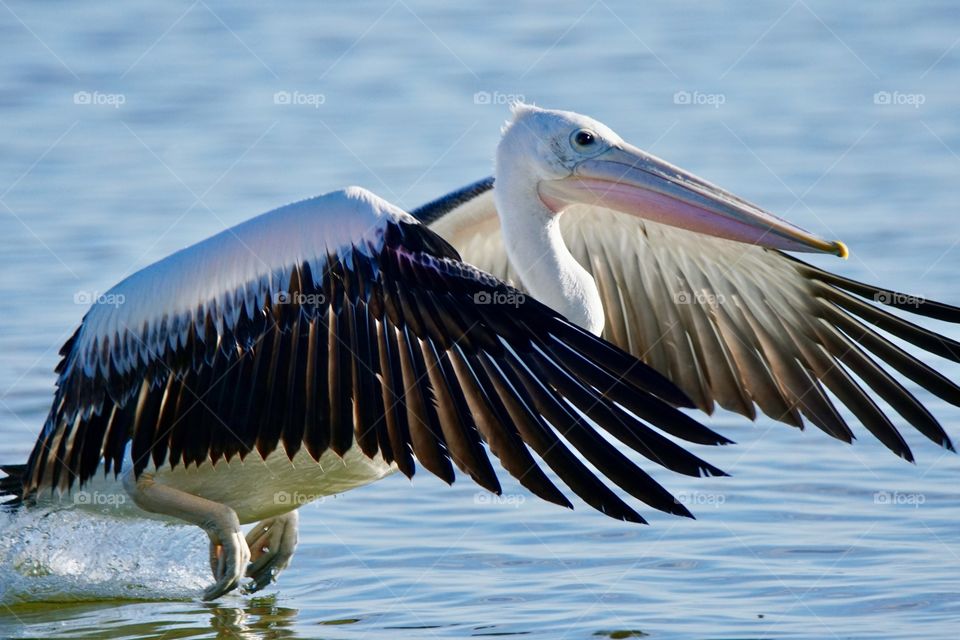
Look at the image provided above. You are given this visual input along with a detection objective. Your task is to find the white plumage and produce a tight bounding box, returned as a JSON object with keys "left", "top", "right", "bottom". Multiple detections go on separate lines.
{"left": 73, "top": 187, "right": 409, "bottom": 381}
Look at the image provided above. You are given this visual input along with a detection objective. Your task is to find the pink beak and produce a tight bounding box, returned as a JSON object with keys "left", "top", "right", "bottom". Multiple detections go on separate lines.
{"left": 539, "top": 142, "right": 848, "bottom": 257}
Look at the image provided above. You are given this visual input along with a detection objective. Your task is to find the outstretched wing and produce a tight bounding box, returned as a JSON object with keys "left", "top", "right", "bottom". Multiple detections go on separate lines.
{"left": 413, "top": 178, "right": 960, "bottom": 460}
{"left": 22, "top": 187, "right": 729, "bottom": 523}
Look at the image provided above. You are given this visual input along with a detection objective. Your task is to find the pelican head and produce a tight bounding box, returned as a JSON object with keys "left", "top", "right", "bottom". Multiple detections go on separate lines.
{"left": 496, "top": 103, "right": 848, "bottom": 257}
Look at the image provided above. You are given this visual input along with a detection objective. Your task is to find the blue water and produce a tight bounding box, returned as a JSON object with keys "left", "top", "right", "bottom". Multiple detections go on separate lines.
{"left": 1, "top": 1, "right": 959, "bottom": 638}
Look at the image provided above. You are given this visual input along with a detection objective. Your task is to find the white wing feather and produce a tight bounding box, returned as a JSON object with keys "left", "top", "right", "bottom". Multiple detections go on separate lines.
{"left": 425, "top": 183, "right": 960, "bottom": 457}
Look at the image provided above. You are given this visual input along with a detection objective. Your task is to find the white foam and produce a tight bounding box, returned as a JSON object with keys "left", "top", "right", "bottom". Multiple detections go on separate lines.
{"left": 0, "top": 507, "right": 210, "bottom": 602}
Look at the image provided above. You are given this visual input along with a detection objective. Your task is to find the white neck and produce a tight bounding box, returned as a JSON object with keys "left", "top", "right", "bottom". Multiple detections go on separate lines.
{"left": 493, "top": 158, "right": 605, "bottom": 335}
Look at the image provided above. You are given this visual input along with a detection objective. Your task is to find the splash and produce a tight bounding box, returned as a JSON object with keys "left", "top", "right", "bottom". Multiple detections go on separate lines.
{"left": 0, "top": 507, "right": 209, "bottom": 602}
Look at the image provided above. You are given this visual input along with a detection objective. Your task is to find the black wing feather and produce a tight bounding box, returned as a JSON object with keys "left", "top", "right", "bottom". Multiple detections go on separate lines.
{"left": 18, "top": 217, "right": 725, "bottom": 524}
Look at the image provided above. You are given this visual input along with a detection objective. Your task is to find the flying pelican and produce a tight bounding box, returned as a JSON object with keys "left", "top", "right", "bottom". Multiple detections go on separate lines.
{"left": 415, "top": 104, "right": 960, "bottom": 456}
{"left": 1, "top": 104, "right": 957, "bottom": 601}
{"left": 0, "top": 186, "right": 719, "bottom": 599}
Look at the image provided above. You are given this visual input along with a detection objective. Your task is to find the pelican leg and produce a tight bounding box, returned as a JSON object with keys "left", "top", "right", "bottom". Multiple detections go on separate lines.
{"left": 242, "top": 509, "right": 299, "bottom": 594}
{"left": 123, "top": 471, "right": 251, "bottom": 600}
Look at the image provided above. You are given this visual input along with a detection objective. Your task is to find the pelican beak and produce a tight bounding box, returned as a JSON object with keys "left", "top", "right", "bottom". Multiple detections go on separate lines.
{"left": 539, "top": 143, "right": 848, "bottom": 257}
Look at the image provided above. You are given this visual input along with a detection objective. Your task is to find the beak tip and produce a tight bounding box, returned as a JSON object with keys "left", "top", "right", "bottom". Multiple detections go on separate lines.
{"left": 834, "top": 241, "right": 849, "bottom": 259}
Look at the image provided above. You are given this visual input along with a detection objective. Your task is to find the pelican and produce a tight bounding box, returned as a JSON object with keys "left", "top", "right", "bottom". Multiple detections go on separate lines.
{"left": 1, "top": 104, "right": 957, "bottom": 601}
{"left": 416, "top": 104, "right": 960, "bottom": 455}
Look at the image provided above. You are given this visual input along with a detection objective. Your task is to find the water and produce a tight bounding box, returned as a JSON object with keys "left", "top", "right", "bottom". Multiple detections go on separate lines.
{"left": 1, "top": 1, "right": 959, "bottom": 637}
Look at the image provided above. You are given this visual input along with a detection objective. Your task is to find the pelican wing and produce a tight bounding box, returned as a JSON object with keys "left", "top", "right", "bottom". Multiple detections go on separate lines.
{"left": 414, "top": 178, "right": 960, "bottom": 459}
{"left": 20, "top": 187, "right": 729, "bottom": 523}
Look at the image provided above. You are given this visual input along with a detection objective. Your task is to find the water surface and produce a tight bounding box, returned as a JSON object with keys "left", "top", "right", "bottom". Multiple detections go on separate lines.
{"left": 1, "top": 1, "right": 959, "bottom": 638}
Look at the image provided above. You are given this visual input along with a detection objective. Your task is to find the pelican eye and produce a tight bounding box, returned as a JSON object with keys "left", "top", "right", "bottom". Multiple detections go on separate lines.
{"left": 571, "top": 129, "right": 597, "bottom": 149}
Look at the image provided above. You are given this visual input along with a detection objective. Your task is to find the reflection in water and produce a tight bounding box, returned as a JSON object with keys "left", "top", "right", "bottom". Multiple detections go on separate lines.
{"left": 1, "top": 596, "right": 309, "bottom": 640}
{"left": 206, "top": 596, "right": 302, "bottom": 640}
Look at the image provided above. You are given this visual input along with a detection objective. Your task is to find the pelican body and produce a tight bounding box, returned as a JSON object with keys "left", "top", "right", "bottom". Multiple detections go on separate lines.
{"left": 2, "top": 105, "right": 957, "bottom": 600}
